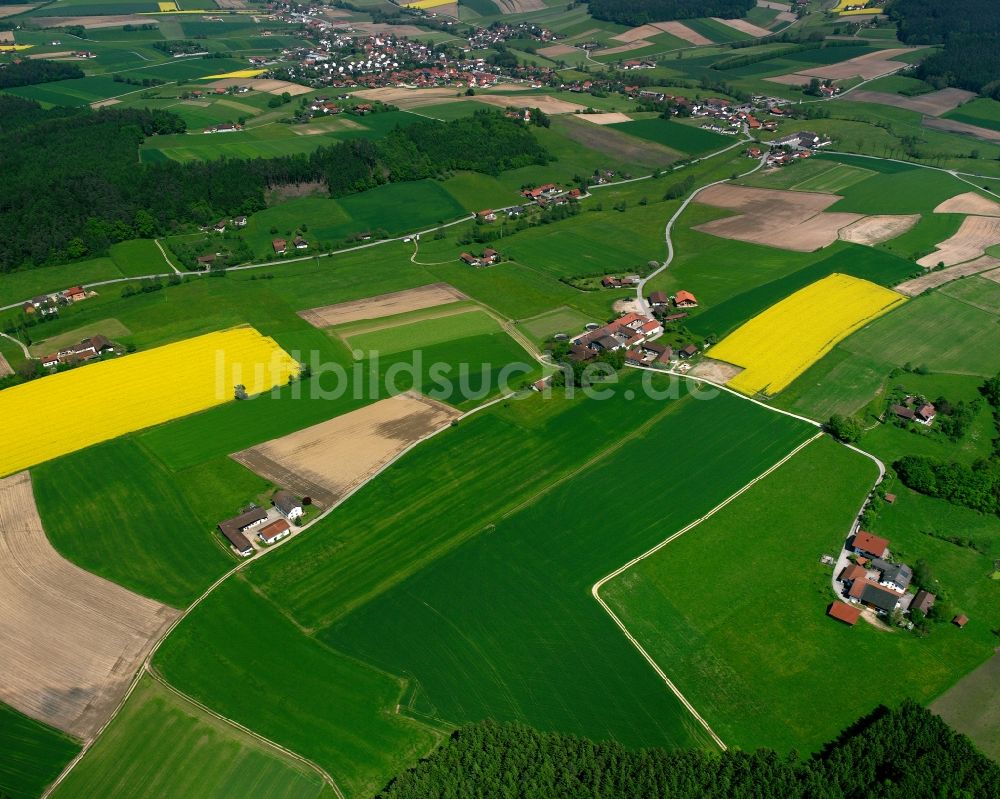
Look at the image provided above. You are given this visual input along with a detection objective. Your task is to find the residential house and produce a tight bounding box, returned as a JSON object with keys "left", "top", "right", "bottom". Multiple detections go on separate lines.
{"left": 643, "top": 342, "right": 672, "bottom": 364}
{"left": 674, "top": 290, "right": 698, "bottom": 308}
{"left": 953, "top": 614, "right": 969, "bottom": 628}
{"left": 460, "top": 252, "right": 482, "bottom": 266}
{"left": 273, "top": 239, "right": 287, "bottom": 255}
{"left": 214, "top": 219, "right": 227, "bottom": 233}
{"left": 838, "top": 563, "right": 868, "bottom": 584}
{"left": 234, "top": 216, "right": 248, "bottom": 228}
{"left": 871, "top": 558, "right": 912, "bottom": 592}
{"left": 273, "top": 490, "right": 304, "bottom": 521}
{"left": 828, "top": 602, "right": 861, "bottom": 626}
{"left": 196, "top": 254, "right": 216, "bottom": 268}
{"left": 63, "top": 286, "right": 87, "bottom": 303}
{"left": 852, "top": 530, "right": 888, "bottom": 559}
{"left": 849, "top": 578, "right": 903, "bottom": 614}
{"left": 568, "top": 344, "right": 598, "bottom": 363}
{"left": 648, "top": 291, "right": 669, "bottom": 309}
{"left": 258, "top": 518, "right": 291, "bottom": 545}
{"left": 294, "top": 236, "right": 309, "bottom": 250}
{"left": 911, "top": 589, "right": 936, "bottom": 615}
{"left": 478, "top": 209, "right": 497, "bottom": 222}
{"left": 678, "top": 344, "right": 698, "bottom": 359}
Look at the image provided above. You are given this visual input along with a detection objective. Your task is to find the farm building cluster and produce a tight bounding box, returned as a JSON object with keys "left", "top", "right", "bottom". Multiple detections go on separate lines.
{"left": 566, "top": 312, "right": 697, "bottom": 367}
{"left": 890, "top": 396, "right": 937, "bottom": 426}
{"left": 40, "top": 335, "right": 119, "bottom": 370}
{"left": 22, "top": 285, "right": 91, "bottom": 317}
{"left": 217, "top": 489, "right": 305, "bottom": 557}
{"left": 460, "top": 248, "right": 500, "bottom": 267}
{"left": 827, "top": 530, "right": 965, "bottom": 629}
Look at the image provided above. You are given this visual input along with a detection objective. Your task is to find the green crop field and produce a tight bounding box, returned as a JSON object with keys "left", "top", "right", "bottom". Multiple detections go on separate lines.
{"left": 603, "top": 436, "right": 1000, "bottom": 753}
{"left": 344, "top": 309, "right": 501, "bottom": 353}
{"left": 3, "top": 76, "right": 130, "bottom": 107}
{"left": 516, "top": 306, "right": 594, "bottom": 343}
{"left": 109, "top": 239, "right": 171, "bottom": 277}
{"left": 942, "top": 98, "right": 1000, "bottom": 133}
{"left": 787, "top": 162, "right": 875, "bottom": 193}
{"left": 610, "top": 118, "right": 732, "bottom": 155}
{"left": 154, "top": 577, "right": 437, "bottom": 799}
{"left": 52, "top": 676, "right": 330, "bottom": 799}
{"left": 932, "top": 653, "right": 1000, "bottom": 761}
{"left": 0, "top": 702, "right": 80, "bottom": 799}
{"left": 778, "top": 284, "right": 1000, "bottom": 419}
{"left": 0, "top": 258, "right": 123, "bottom": 308}
{"left": 33, "top": 438, "right": 265, "bottom": 606}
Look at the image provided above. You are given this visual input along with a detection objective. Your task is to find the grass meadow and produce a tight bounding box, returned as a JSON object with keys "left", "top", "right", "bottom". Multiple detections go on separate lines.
{"left": 610, "top": 118, "right": 733, "bottom": 156}
{"left": 51, "top": 676, "right": 330, "bottom": 799}
{"left": 0, "top": 702, "right": 79, "bottom": 799}
{"left": 604, "top": 436, "right": 999, "bottom": 754}
{"left": 33, "top": 438, "right": 267, "bottom": 606}
{"left": 0, "top": 257, "right": 122, "bottom": 308}
{"left": 154, "top": 577, "right": 438, "bottom": 799}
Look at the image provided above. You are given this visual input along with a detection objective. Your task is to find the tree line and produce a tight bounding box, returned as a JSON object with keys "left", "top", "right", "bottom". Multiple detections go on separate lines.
{"left": 889, "top": 0, "right": 1000, "bottom": 98}
{"left": 0, "top": 96, "right": 548, "bottom": 272}
{"left": 377, "top": 701, "right": 999, "bottom": 798}
{"left": 895, "top": 372, "right": 1000, "bottom": 513}
{"left": 587, "top": 0, "right": 755, "bottom": 26}
{"left": 0, "top": 59, "right": 84, "bottom": 89}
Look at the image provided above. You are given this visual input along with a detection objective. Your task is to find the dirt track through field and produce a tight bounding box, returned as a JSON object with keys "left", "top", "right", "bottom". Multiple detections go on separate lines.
{"left": 917, "top": 216, "right": 1000, "bottom": 267}
{"left": 838, "top": 214, "right": 919, "bottom": 245}
{"left": 849, "top": 88, "right": 975, "bottom": 117}
{"left": 0, "top": 472, "right": 178, "bottom": 739}
{"left": 297, "top": 283, "right": 468, "bottom": 328}
{"left": 935, "top": 192, "right": 1000, "bottom": 217}
{"left": 895, "top": 255, "right": 1000, "bottom": 296}
{"left": 231, "top": 393, "right": 461, "bottom": 508}
{"left": 693, "top": 184, "right": 862, "bottom": 251}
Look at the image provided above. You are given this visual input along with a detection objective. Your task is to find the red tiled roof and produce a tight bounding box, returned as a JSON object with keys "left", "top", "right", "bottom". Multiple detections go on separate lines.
{"left": 839, "top": 563, "right": 867, "bottom": 583}
{"left": 259, "top": 519, "right": 290, "bottom": 541}
{"left": 828, "top": 602, "right": 861, "bottom": 625}
{"left": 853, "top": 530, "right": 888, "bottom": 557}
{"left": 953, "top": 614, "right": 969, "bottom": 628}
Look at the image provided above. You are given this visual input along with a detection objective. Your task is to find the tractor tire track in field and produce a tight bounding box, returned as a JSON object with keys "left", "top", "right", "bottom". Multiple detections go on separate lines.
{"left": 591, "top": 431, "right": 824, "bottom": 751}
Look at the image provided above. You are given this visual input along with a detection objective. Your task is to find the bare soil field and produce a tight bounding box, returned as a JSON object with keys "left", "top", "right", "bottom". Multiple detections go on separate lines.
{"left": 652, "top": 20, "right": 711, "bottom": 45}
{"left": 597, "top": 40, "right": 653, "bottom": 57}
{"left": 0, "top": 5, "right": 37, "bottom": 18}
{"left": 0, "top": 30, "right": 13, "bottom": 42}
{"left": 215, "top": 0, "right": 247, "bottom": 7}
{"left": 205, "top": 78, "right": 312, "bottom": 96}
{"left": 27, "top": 50, "right": 75, "bottom": 59}
{"left": 90, "top": 98, "right": 121, "bottom": 109}
{"left": 0, "top": 353, "right": 12, "bottom": 378}
{"left": 298, "top": 283, "right": 468, "bottom": 328}
{"left": 916, "top": 216, "right": 1000, "bottom": 267}
{"left": 710, "top": 16, "right": 771, "bottom": 37}
{"left": 931, "top": 651, "right": 1000, "bottom": 760}
{"left": 354, "top": 86, "right": 461, "bottom": 108}
{"left": 768, "top": 47, "right": 923, "bottom": 84}
{"left": 775, "top": 10, "right": 796, "bottom": 22}
{"left": 923, "top": 117, "right": 1000, "bottom": 143}
{"left": 538, "top": 43, "right": 579, "bottom": 57}
{"left": 693, "top": 184, "right": 862, "bottom": 251}
{"left": 935, "top": 192, "right": 1000, "bottom": 217}
{"left": 474, "top": 94, "right": 588, "bottom": 114}
{"left": 895, "top": 255, "right": 1000, "bottom": 297}
{"left": 349, "top": 21, "right": 431, "bottom": 37}
{"left": 0, "top": 472, "right": 178, "bottom": 739}
{"left": 849, "top": 87, "right": 975, "bottom": 117}
{"left": 493, "top": 0, "right": 545, "bottom": 11}
{"left": 612, "top": 24, "right": 663, "bottom": 43}
{"left": 40, "top": 14, "right": 149, "bottom": 28}
{"left": 555, "top": 114, "right": 679, "bottom": 167}
{"left": 689, "top": 358, "right": 744, "bottom": 384}
{"left": 231, "top": 393, "right": 461, "bottom": 508}
{"left": 838, "top": 214, "right": 920, "bottom": 245}
{"left": 581, "top": 112, "right": 634, "bottom": 125}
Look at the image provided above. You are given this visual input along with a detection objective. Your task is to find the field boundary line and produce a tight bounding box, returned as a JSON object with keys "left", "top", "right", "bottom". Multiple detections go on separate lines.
{"left": 591, "top": 431, "right": 824, "bottom": 752}
{"left": 144, "top": 666, "right": 342, "bottom": 796}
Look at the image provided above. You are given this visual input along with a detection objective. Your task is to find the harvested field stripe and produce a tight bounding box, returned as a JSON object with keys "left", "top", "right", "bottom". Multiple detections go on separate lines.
{"left": 298, "top": 283, "right": 468, "bottom": 328}
{"left": 0, "top": 472, "right": 179, "bottom": 739}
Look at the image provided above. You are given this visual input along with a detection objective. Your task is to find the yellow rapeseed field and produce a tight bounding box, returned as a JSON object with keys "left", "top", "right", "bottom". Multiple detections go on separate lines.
{"left": 405, "top": 0, "right": 454, "bottom": 9}
{"left": 710, "top": 273, "right": 906, "bottom": 396}
{"left": 0, "top": 327, "right": 298, "bottom": 477}
{"left": 202, "top": 68, "right": 269, "bottom": 79}
{"left": 157, "top": 1, "right": 178, "bottom": 11}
